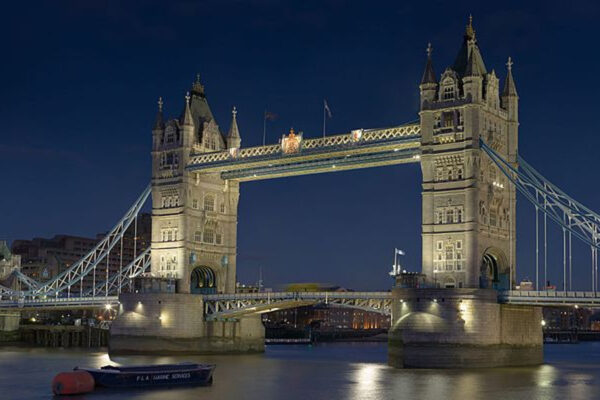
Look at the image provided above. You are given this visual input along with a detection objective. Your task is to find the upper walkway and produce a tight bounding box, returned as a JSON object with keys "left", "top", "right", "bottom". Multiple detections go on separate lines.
{"left": 186, "top": 123, "right": 421, "bottom": 181}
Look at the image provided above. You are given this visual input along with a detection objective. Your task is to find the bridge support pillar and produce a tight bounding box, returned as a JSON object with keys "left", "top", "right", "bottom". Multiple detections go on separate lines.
{"left": 109, "top": 293, "right": 264, "bottom": 355}
{"left": 388, "top": 288, "right": 542, "bottom": 368}
{"left": 0, "top": 311, "right": 20, "bottom": 342}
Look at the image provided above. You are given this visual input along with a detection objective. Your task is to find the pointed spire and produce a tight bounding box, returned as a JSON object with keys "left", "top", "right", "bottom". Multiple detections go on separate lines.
{"left": 464, "top": 44, "right": 483, "bottom": 77}
{"left": 153, "top": 96, "right": 164, "bottom": 130}
{"left": 453, "top": 14, "right": 486, "bottom": 77}
{"left": 182, "top": 92, "right": 194, "bottom": 126}
{"left": 420, "top": 43, "right": 437, "bottom": 85}
{"left": 227, "top": 106, "right": 241, "bottom": 149}
{"left": 502, "top": 56, "right": 518, "bottom": 97}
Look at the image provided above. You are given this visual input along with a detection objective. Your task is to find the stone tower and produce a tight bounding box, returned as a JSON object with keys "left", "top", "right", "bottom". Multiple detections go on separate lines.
{"left": 150, "top": 76, "right": 240, "bottom": 294}
{"left": 419, "top": 17, "right": 518, "bottom": 289}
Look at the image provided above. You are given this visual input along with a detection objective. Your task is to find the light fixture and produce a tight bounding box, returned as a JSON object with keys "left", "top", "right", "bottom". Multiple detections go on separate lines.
{"left": 105, "top": 304, "right": 112, "bottom": 310}
{"left": 541, "top": 319, "right": 546, "bottom": 327}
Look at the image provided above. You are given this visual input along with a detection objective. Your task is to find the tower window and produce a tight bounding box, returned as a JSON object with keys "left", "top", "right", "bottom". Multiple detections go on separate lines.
{"left": 443, "top": 86, "right": 455, "bottom": 100}
{"left": 443, "top": 112, "right": 454, "bottom": 127}
{"left": 204, "top": 194, "right": 215, "bottom": 212}
{"left": 203, "top": 228, "right": 214, "bottom": 244}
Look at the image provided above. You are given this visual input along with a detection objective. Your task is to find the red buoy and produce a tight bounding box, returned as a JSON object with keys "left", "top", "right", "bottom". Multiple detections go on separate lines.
{"left": 52, "top": 370, "right": 95, "bottom": 395}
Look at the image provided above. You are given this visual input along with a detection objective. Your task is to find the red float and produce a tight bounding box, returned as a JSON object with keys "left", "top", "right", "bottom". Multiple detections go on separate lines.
{"left": 51, "top": 370, "right": 95, "bottom": 395}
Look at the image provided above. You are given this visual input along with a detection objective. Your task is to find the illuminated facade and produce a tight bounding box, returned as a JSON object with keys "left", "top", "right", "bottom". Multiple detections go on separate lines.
{"left": 419, "top": 17, "right": 518, "bottom": 289}
{"left": 150, "top": 77, "right": 241, "bottom": 294}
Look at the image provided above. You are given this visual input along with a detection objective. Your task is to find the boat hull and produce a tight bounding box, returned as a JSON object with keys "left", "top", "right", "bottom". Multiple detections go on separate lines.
{"left": 76, "top": 364, "right": 215, "bottom": 388}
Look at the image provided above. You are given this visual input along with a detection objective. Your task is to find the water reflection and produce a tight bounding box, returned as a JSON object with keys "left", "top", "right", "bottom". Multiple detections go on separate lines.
{"left": 0, "top": 343, "right": 599, "bottom": 400}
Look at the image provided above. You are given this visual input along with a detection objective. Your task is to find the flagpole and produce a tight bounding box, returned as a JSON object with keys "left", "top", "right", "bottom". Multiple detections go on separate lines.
{"left": 323, "top": 100, "right": 326, "bottom": 138}
{"left": 263, "top": 110, "right": 267, "bottom": 146}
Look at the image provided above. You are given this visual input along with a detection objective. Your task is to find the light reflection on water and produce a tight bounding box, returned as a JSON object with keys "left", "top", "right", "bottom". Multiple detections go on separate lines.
{"left": 0, "top": 342, "right": 599, "bottom": 400}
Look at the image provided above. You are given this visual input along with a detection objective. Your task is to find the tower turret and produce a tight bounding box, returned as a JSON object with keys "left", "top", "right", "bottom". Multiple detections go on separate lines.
{"left": 502, "top": 56, "right": 519, "bottom": 162}
{"left": 227, "top": 106, "right": 241, "bottom": 150}
{"left": 181, "top": 92, "right": 195, "bottom": 148}
{"left": 152, "top": 97, "right": 165, "bottom": 151}
{"left": 419, "top": 43, "right": 438, "bottom": 109}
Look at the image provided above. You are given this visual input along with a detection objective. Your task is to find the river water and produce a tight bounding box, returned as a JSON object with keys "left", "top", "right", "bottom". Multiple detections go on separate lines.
{"left": 1, "top": 342, "right": 599, "bottom": 399}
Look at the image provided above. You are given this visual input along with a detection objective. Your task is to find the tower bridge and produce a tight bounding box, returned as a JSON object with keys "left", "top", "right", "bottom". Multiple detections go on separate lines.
{"left": 3, "top": 17, "right": 600, "bottom": 367}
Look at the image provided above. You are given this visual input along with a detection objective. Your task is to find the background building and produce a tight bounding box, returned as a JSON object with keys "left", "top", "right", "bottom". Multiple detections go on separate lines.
{"left": 10, "top": 213, "right": 151, "bottom": 291}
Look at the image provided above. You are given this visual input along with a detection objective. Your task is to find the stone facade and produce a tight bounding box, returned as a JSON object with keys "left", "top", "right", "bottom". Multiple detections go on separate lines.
{"left": 150, "top": 78, "right": 241, "bottom": 294}
{"left": 388, "top": 288, "right": 542, "bottom": 368}
{"left": 110, "top": 293, "right": 264, "bottom": 354}
{"left": 419, "top": 19, "right": 518, "bottom": 290}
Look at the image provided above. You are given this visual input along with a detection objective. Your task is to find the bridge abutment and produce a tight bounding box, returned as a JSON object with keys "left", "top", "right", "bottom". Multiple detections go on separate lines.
{"left": 109, "top": 293, "right": 264, "bottom": 355}
{"left": 0, "top": 311, "right": 20, "bottom": 341}
{"left": 388, "top": 288, "right": 542, "bottom": 368}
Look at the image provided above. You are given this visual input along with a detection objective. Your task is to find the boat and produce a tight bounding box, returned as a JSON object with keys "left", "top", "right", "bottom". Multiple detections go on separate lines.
{"left": 75, "top": 362, "right": 215, "bottom": 388}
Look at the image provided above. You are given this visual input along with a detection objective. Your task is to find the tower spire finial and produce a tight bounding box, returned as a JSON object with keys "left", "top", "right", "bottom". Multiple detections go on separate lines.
{"left": 195, "top": 73, "right": 201, "bottom": 85}
{"left": 426, "top": 42, "right": 433, "bottom": 58}
{"left": 185, "top": 91, "right": 190, "bottom": 104}
{"left": 506, "top": 56, "right": 513, "bottom": 71}
{"left": 466, "top": 14, "right": 475, "bottom": 39}
{"left": 232, "top": 106, "right": 237, "bottom": 117}
{"left": 158, "top": 96, "right": 163, "bottom": 112}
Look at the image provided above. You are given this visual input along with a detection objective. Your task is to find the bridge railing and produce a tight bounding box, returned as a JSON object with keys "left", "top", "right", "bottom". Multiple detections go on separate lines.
{"left": 203, "top": 291, "right": 392, "bottom": 301}
{"left": 189, "top": 123, "right": 421, "bottom": 166}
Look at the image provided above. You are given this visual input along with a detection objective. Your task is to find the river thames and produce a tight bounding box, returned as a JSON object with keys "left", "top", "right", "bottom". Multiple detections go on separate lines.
{"left": 0, "top": 342, "right": 599, "bottom": 399}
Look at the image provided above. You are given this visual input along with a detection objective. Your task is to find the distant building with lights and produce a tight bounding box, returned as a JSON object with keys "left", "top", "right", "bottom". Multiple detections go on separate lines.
{"left": 11, "top": 213, "right": 151, "bottom": 289}
{"left": 0, "top": 241, "right": 21, "bottom": 279}
{"left": 543, "top": 307, "right": 592, "bottom": 330}
{"left": 264, "top": 304, "right": 390, "bottom": 330}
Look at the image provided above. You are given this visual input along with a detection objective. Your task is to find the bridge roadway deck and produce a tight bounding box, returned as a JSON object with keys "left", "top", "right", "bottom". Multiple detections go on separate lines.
{"left": 2, "top": 290, "right": 600, "bottom": 312}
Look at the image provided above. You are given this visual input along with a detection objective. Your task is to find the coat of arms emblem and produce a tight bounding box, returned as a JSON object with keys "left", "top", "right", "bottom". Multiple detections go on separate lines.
{"left": 281, "top": 128, "right": 302, "bottom": 154}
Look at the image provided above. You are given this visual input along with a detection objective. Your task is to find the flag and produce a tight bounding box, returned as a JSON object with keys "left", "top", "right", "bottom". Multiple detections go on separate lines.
{"left": 396, "top": 249, "right": 405, "bottom": 255}
{"left": 324, "top": 99, "right": 332, "bottom": 118}
{"left": 264, "top": 111, "right": 278, "bottom": 121}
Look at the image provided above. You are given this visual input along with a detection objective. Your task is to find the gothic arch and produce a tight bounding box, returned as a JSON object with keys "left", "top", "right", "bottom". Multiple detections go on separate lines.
{"left": 479, "top": 247, "right": 509, "bottom": 290}
{"left": 190, "top": 266, "right": 217, "bottom": 294}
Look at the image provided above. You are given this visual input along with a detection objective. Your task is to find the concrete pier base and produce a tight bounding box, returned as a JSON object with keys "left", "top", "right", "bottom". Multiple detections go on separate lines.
{"left": 0, "top": 311, "right": 20, "bottom": 342}
{"left": 109, "top": 293, "right": 264, "bottom": 355}
{"left": 388, "top": 288, "right": 543, "bottom": 368}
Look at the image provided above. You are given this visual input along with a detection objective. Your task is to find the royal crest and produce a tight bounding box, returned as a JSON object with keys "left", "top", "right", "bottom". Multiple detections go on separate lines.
{"left": 281, "top": 128, "right": 302, "bottom": 154}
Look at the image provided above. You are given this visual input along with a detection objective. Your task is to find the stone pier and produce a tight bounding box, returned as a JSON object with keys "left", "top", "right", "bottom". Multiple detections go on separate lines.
{"left": 0, "top": 311, "right": 20, "bottom": 342}
{"left": 388, "top": 288, "right": 543, "bottom": 368}
{"left": 109, "top": 293, "right": 264, "bottom": 355}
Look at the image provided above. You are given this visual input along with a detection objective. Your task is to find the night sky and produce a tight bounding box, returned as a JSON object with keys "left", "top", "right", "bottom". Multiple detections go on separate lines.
{"left": 2, "top": 1, "right": 600, "bottom": 291}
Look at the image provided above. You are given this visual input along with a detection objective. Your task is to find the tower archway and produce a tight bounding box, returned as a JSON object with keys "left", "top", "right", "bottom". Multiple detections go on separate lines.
{"left": 479, "top": 247, "right": 509, "bottom": 290}
{"left": 190, "top": 266, "right": 217, "bottom": 294}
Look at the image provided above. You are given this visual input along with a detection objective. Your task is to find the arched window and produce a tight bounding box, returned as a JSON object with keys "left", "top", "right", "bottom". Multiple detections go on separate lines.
{"left": 203, "top": 228, "right": 214, "bottom": 244}
{"left": 446, "top": 209, "right": 454, "bottom": 224}
{"left": 456, "top": 208, "right": 463, "bottom": 223}
{"left": 457, "top": 167, "right": 464, "bottom": 180}
{"left": 443, "top": 85, "right": 455, "bottom": 100}
{"left": 215, "top": 232, "right": 222, "bottom": 245}
{"left": 204, "top": 194, "right": 215, "bottom": 212}
{"left": 194, "top": 231, "right": 202, "bottom": 242}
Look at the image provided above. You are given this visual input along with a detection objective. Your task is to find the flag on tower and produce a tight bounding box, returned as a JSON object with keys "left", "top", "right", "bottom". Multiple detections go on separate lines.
{"left": 324, "top": 99, "right": 332, "bottom": 118}
{"left": 396, "top": 248, "right": 405, "bottom": 255}
{"left": 264, "top": 111, "right": 278, "bottom": 121}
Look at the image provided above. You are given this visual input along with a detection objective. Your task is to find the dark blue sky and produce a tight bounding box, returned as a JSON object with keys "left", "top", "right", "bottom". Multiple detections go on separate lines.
{"left": 2, "top": 1, "right": 600, "bottom": 290}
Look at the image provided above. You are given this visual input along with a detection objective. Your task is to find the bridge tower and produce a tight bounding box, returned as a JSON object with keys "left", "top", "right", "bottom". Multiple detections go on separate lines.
{"left": 419, "top": 18, "right": 519, "bottom": 289}
{"left": 150, "top": 76, "right": 241, "bottom": 294}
